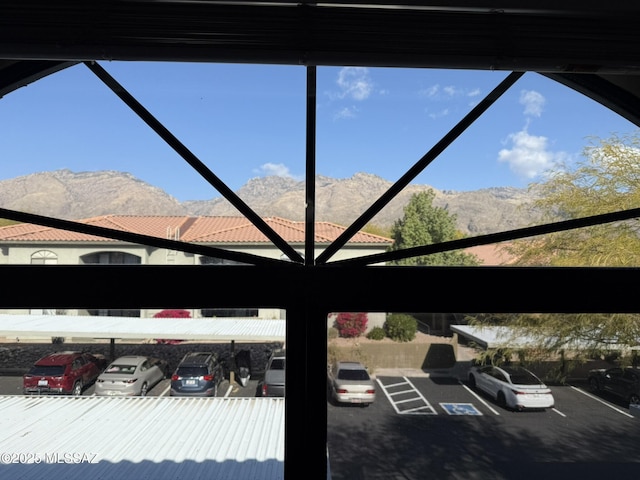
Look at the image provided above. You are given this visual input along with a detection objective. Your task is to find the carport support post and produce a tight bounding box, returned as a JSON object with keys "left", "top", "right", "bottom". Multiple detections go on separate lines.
{"left": 229, "top": 340, "right": 236, "bottom": 385}
{"left": 110, "top": 338, "right": 115, "bottom": 361}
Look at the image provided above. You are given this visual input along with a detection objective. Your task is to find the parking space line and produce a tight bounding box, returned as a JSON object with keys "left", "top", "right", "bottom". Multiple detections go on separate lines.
{"left": 223, "top": 384, "right": 234, "bottom": 398}
{"left": 376, "top": 377, "right": 437, "bottom": 415}
{"left": 389, "top": 388, "right": 420, "bottom": 397}
{"left": 460, "top": 383, "right": 500, "bottom": 415}
{"left": 571, "top": 385, "right": 635, "bottom": 418}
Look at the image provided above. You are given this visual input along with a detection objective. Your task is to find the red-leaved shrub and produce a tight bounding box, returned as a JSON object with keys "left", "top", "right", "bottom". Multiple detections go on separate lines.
{"left": 334, "top": 312, "right": 368, "bottom": 338}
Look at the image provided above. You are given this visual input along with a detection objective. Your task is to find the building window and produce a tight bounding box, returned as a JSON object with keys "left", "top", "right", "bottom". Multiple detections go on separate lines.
{"left": 87, "top": 309, "right": 141, "bottom": 318}
{"left": 81, "top": 252, "right": 141, "bottom": 264}
{"left": 200, "top": 256, "right": 247, "bottom": 266}
{"left": 30, "top": 250, "right": 58, "bottom": 265}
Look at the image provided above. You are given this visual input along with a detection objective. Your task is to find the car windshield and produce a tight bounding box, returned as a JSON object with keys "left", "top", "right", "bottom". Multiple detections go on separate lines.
{"left": 269, "top": 358, "right": 285, "bottom": 370}
{"left": 506, "top": 368, "right": 541, "bottom": 385}
{"left": 104, "top": 364, "right": 137, "bottom": 374}
{"left": 176, "top": 366, "right": 208, "bottom": 377}
{"left": 28, "top": 365, "right": 65, "bottom": 376}
{"left": 338, "top": 369, "right": 370, "bottom": 381}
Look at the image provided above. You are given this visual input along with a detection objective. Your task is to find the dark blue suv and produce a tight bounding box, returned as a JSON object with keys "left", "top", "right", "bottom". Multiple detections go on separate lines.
{"left": 170, "top": 352, "right": 224, "bottom": 397}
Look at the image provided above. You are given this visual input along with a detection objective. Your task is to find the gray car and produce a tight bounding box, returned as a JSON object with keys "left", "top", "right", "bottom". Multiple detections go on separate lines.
{"left": 94, "top": 355, "right": 168, "bottom": 397}
{"left": 259, "top": 349, "right": 285, "bottom": 397}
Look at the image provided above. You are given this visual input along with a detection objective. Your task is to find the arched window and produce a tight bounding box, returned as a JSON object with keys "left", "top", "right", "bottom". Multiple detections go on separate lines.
{"left": 30, "top": 250, "right": 58, "bottom": 265}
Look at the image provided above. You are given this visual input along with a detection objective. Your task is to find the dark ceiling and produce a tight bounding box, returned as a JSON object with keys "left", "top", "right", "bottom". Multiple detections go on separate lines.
{"left": 2, "top": 1, "right": 640, "bottom": 124}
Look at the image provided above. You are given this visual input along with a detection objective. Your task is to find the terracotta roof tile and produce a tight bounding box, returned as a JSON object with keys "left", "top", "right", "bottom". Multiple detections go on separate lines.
{"left": 465, "top": 243, "right": 517, "bottom": 266}
{"left": 0, "top": 215, "right": 392, "bottom": 245}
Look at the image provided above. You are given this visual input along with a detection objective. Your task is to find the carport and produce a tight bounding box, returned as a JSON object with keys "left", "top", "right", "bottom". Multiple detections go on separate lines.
{"left": 0, "top": 314, "right": 285, "bottom": 383}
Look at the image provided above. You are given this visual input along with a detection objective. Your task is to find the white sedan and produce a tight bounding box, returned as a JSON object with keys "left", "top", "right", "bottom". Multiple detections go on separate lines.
{"left": 468, "top": 365, "right": 554, "bottom": 411}
{"left": 94, "top": 355, "right": 168, "bottom": 397}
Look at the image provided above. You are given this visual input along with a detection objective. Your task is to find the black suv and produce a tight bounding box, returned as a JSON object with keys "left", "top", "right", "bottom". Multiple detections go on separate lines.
{"left": 170, "top": 352, "right": 225, "bottom": 397}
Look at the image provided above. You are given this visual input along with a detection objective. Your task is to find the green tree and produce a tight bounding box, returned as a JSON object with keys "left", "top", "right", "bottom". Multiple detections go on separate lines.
{"left": 482, "top": 133, "right": 640, "bottom": 371}
{"left": 388, "top": 189, "right": 479, "bottom": 266}
{"left": 508, "top": 132, "right": 640, "bottom": 266}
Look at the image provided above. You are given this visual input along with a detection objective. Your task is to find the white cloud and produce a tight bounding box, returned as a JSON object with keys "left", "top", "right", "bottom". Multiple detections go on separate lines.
{"left": 333, "top": 106, "right": 358, "bottom": 120}
{"left": 520, "top": 90, "right": 545, "bottom": 117}
{"left": 254, "top": 163, "right": 301, "bottom": 179}
{"left": 443, "top": 85, "right": 458, "bottom": 96}
{"left": 420, "top": 85, "right": 440, "bottom": 98}
{"left": 336, "top": 67, "right": 373, "bottom": 101}
{"left": 420, "top": 84, "right": 481, "bottom": 101}
{"left": 498, "top": 128, "right": 568, "bottom": 179}
{"left": 427, "top": 108, "right": 450, "bottom": 119}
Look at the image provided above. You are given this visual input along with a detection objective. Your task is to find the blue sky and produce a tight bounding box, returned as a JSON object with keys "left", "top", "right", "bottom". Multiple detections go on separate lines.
{"left": 1, "top": 62, "right": 637, "bottom": 202}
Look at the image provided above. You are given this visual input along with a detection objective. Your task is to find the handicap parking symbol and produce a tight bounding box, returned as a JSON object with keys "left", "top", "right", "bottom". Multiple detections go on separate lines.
{"left": 440, "top": 403, "right": 482, "bottom": 415}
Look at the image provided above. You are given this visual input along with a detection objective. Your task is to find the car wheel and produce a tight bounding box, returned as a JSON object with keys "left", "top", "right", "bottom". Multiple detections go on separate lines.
{"left": 72, "top": 381, "right": 83, "bottom": 396}
{"left": 468, "top": 374, "right": 476, "bottom": 389}
{"left": 588, "top": 377, "right": 601, "bottom": 392}
{"left": 629, "top": 393, "right": 640, "bottom": 406}
{"left": 140, "top": 382, "right": 149, "bottom": 396}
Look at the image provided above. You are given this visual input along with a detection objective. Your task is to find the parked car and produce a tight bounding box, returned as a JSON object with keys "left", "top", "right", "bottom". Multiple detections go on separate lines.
{"left": 327, "top": 361, "right": 376, "bottom": 406}
{"left": 588, "top": 366, "right": 640, "bottom": 406}
{"left": 170, "top": 351, "right": 225, "bottom": 397}
{"left": 23, "top": 351, "right": 107, "bottom": 396}
{"left": 94, "top": 355, "right": 168, "bottom": 396}
{"left": 259, "top": 348, "right": 285, "bottom": 397}
{"left": 468, "top": 365, "right": 555, "bottom": 411}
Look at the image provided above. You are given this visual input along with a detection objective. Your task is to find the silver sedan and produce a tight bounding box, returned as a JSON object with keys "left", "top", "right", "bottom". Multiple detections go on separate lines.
{"left": 94, "top": 355, "right": 168, "bottom": 397}
{"left": 327, "top": 361, "right": 376, "bottom": 406}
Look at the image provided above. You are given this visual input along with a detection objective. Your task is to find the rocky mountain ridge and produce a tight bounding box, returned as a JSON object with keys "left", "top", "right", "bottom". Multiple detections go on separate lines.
{"left": 0, "top": 169, "right": 541, "bottom": 236}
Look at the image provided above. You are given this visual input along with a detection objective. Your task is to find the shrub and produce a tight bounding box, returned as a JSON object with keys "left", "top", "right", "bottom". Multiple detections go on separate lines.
{"left": 366, "top": 326, "right": 386, "bottom": 341}
{"left": 333, "top": 312, "right": 368, "bottom": 338}
{"left": 154, "top": 309, "right": 190, "bottom": 344}
{"left": 327, "top": 327, "right": 339, "bottom": 340}
{"left": 385, "top": 314, "right": 417, "bottom": 342}
{"left": 153, "top": 309, "right": 191, "bottom": 318}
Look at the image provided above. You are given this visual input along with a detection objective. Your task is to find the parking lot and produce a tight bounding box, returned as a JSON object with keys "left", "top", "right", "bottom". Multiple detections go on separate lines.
{"left": 2, "top": 365, "right": 640, "bottom": 479}
{"left": 327, "top": 373, "right": 640, "bottom": 480}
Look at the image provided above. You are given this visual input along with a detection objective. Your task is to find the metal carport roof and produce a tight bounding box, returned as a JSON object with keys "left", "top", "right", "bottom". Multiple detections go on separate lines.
{"left": 0, "top": 396, "right": 285, "bottom": 480}
{"left": 0, "top": 314, "right": 286, "bottom": 342}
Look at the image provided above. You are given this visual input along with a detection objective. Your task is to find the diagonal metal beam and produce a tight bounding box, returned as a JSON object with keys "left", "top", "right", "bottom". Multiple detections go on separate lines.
{"left": 0, "top": 208, "right": 296, "bottom": 267}
{"left": 315, "top": 71, "right": 525, "bottom": 265}
{"left": 84, "top": 61, "right": 305, "bottom": 264}
{"left": 328, "top": 207, "right": 640, "bottom": 267}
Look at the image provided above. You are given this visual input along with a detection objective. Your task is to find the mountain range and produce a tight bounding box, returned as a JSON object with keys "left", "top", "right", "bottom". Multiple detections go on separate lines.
{"left": 0, "top": 169, "right": 541, "bottom": 236}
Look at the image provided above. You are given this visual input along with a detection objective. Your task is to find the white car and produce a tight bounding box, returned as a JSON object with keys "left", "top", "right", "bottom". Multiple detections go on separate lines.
{"left": 468, "top": 365, "right": 554, "bottom": 411}
{"left": 327, "top": 361, "right": 376, "bottom": 406}
{"left": 94, "top": 355, "right": 168, "bottom": 397}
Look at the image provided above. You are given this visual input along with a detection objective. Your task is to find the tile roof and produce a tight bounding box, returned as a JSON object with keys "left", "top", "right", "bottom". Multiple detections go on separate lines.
{"left": 0, "top": 215, "right": 392, "bottom": 245}
{"left": 466, "top": 243, "right": 517, "bottom": 266}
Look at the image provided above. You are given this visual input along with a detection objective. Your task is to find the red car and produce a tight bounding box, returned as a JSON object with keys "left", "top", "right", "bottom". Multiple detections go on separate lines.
{"left": 23, "top": 351, "right": 108, "bottom": 396}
